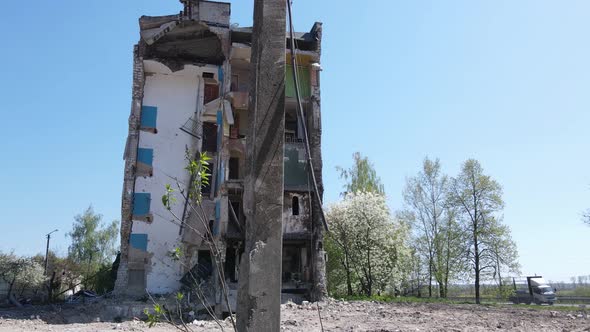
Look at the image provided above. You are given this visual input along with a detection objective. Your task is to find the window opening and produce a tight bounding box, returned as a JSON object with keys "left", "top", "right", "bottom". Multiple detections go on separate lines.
{"left": 229, "top": 157, "right": 240, "bottom": 180}
{"left": 292, "top": 196, "right": 299, "bottom": 216}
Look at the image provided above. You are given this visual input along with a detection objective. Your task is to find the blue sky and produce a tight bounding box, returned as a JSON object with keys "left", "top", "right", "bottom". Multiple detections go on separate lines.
{"left": 0, "top": 0, "right": 588, "bottom": 283}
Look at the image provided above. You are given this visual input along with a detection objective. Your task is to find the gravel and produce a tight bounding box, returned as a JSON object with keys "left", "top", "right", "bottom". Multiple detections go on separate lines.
{"left": 0, "top": 299, "right": 588, "bottom": 331}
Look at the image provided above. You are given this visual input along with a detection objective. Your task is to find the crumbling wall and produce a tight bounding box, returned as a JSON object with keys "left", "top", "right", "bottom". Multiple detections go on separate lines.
{"left": 115, "top": 44, "right": 146, "bottom": 296}
{"left": 181, "top": 199, "right": 216, "bottom": 246}
{"left": 308, "top": 23, "right": 327, "bottom": 301}
{"left": 282, "top": 192, "right": 311, "bottom": 235}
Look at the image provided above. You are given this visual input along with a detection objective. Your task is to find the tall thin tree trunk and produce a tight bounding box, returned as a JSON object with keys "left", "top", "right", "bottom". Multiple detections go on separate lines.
{"left": 343, "top": 249, "right": 353, "bottom": 296}
{"left": 345, "top": 268, "right": 353, "bottom": 296}
{"left": 366, "top": 227, "right": 372, "bottom": 297}
{"left": 472, "top": 179, "right": 481, "bottom": 305}
{"left": 428, "top": 254, "right": 433, "bottom": 297}
{"left": 443, "top": 228, "right": 451, "bottom": 298}
{"left": 7, "top": 277, "right": 15, "bottom": 300}
{"left": 474, "top": 233, "right": 481, "bottom": 305}
{"left": 496, "top": 251, "right": 503, "bottom": 296}
{"left": 443, "top": 252, "right": 450, "bottom": 298}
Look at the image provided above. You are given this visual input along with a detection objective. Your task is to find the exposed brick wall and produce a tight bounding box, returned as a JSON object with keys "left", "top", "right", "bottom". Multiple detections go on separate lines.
{"left": 114, "top": 44, "right": 146, "bottom": 297}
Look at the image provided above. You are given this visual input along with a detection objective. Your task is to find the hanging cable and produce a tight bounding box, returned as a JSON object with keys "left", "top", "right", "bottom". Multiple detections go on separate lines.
{"left": 287, "top": 0, "right": 329, "bottom": 232}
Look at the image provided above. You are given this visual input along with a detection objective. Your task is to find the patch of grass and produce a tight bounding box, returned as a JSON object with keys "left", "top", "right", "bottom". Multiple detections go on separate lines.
{"left": 556, "top": 288, "right": 590, "bottom": 297}
{"left": 510, "top": 304, "right": 586, "bottom": 312}
{"left": 336, "top": 295, "right": 587, "bottom": 313}
{"left": 337, "top": 295, "right": 470, "bottom": 305}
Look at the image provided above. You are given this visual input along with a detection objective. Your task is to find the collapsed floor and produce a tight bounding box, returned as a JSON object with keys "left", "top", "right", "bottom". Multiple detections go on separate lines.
{"left": 0, "top": 300, "right": 589, "bottom": 332}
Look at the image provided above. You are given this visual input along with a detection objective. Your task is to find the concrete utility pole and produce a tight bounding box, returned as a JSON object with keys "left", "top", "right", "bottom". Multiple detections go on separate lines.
{"left": 44, "top": 229, "right": 58, "bottom": 275}
{"left": 236, "top": 0, "right": 286, "bottom": 330}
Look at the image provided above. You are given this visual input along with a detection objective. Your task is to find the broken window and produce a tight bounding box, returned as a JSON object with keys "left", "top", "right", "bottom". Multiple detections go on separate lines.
{"left": 292, "top": 196, "right": 299, "bottom": 216}
{"left": 229, "top": 201, "right": 242, "bottom": 223}
{"left": 285, "top": 109, "right": 298, "bottom": 140}
{"left": 202, "top": 122, "right": 218, "bottom": 153}
{"left": 197, "top": 250, "right": 213, "bottom": 281}
{"left": 224, "top": 247, "right": 238, "bottom": 282}
{"left": 229, "top": 157, "right": 240, "bottom": 180}
{"left": 207, "top": 220, "right": 214, "bottom": 239}
{"left": 228, "top": 200, "right": 243, "bottom": 237}
{"left": 282, "top": 246, "right": 302, "bottom": 283}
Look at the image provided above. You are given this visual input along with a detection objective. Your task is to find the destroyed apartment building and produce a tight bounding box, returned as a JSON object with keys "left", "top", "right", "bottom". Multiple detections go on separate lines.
{"left": 114, "top": 0, "right": 325, "bottom": 311}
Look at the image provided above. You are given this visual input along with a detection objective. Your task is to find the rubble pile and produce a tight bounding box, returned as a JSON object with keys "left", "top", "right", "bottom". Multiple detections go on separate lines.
{"left": 0, "top": 299, "right": 588, "bottom": 331}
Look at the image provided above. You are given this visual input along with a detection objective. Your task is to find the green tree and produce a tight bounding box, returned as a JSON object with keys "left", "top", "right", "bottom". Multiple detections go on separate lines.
{"left": 67, "top": 206, "right": 118, "bottom": 288}
{"left": 399, "top": 243, "right": 426, "bottom": 297}
{"left": 325, "top": 232, "right": 349, "bottom": 296}
{"left": 448, "top": 159, "right": 505, "bottom": 304}
{"left": 337, "top": 152, "right": 385, "bottom": 196}
{"left": 403, "top": 157, "right": 450, "bottom": 297}
{"left": 437, "top": 208, "right": 467, "bottom": 298}
{"left": 485, "top": 218, "right": 520, "bottom": 297}
{"left": 402, "top": 158, "right": 467, "bottom": 298}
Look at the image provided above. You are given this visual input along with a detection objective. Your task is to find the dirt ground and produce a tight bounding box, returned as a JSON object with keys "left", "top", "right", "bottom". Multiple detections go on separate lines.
{"left": 0, "top": 299, "right": 589, "bottom": 332}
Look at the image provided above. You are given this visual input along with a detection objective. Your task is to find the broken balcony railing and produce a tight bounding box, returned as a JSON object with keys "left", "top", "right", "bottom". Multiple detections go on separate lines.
{"left": 180, "top": 114, "right": 202, "bottom": 139}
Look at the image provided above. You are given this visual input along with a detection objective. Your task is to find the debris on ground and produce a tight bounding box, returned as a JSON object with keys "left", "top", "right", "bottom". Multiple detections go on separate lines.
{"left": 0, "top": 299, "right": 588, "bottom": 331}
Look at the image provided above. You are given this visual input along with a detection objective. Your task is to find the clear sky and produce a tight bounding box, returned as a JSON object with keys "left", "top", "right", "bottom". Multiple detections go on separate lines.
{"left": 0, "top": 0, "right": 588, "bottom": 283}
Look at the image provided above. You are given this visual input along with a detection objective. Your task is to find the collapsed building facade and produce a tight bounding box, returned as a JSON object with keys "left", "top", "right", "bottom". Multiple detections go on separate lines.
{"left": 114, "top": 0, "right": 325, "bottom": 311}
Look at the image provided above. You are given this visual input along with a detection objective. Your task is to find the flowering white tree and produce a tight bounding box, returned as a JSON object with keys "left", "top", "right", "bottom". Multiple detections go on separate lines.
{"left": 326, "top": 192, "right": 409, "bottom": 297}
{"left": 0, "top": 252, "right": 45, "bottom": 304}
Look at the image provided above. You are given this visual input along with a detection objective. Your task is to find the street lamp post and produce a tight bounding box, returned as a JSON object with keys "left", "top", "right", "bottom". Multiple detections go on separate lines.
{"left": 44, "top": 229, "right": 58, "bottom": 275}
